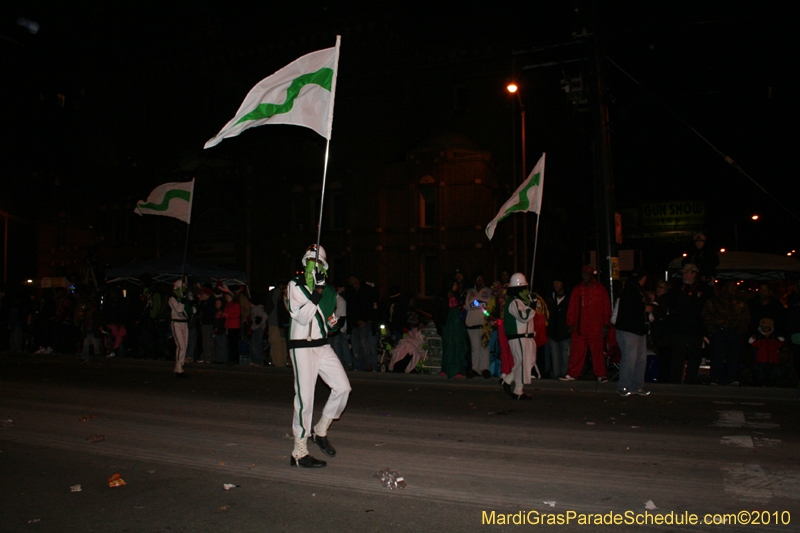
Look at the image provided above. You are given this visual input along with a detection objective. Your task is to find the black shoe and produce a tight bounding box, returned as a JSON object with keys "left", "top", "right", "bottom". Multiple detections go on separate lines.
{"left": 467, "top": 370, "right": 480, "bottom": 379}
{"left": 512, "top": 393, "right": 532, "bottom": 401}
{"left": 310, "top": 433, "right": 337, "bottom": 457}
{"left": 481, "top": 370, "right": 492, "bottom": 379}
{"left": 501, "top": 380, "right": 513, "bottom": 398}
{"left": 174, "top": 372, "right": 188, "bottom": 378}
{"left": 290, "top": 454, "right": 327, "bottom": 468}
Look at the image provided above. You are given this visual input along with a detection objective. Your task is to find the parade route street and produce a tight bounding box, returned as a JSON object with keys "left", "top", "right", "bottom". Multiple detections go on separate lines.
{"left": 1, "top": 353, "right": 799, "bottom": 532}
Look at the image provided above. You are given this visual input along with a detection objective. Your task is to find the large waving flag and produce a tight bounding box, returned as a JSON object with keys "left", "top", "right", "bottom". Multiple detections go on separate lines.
{"left": 486, "top": 153, "right": 545, "bottom": 240}
{"left": 204, "top": 38, "right": 340, "bottom": 148}
{"left": 135, "top": 179, "right": 194, "bottom": 224}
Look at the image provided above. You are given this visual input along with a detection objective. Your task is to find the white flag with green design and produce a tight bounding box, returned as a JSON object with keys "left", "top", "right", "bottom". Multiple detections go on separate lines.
{"left": 204, "top": 39, "right": 340, "bottom": 148}
{"left": 485, "top": 153, "right": 545, "bottom": 240}
{"left": 135, "top": 179, "right": 194, "bottom": 224}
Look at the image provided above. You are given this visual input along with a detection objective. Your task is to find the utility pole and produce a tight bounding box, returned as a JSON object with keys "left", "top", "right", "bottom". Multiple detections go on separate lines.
{"left": 515, "top": 6, "right": 620, "bottom": 300}
{"left": 0, "top": 210, "right": 23, "bottom": 284}
{"left": 588, "top": 31, "right": 619, "bottom": 303}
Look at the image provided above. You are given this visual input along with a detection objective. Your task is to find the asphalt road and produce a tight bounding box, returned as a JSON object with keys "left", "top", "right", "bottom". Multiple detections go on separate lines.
{"left": 1, "top": 353, "right": 799, "bottom": 532}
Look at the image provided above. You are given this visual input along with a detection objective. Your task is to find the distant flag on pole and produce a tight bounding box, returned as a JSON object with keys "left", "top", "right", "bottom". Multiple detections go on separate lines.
{"left": 204, "top": 37, "right": 340, "bottom": 148}
{"left": 485, "top": 153, "right": 545, "bottom": 240}
{"left": 135, "top": 179, "right": 195, "bottom": 224}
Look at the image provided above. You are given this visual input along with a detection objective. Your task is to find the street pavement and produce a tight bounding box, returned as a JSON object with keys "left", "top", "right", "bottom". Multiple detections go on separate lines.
{"left": 1, "top": 353, "right": 798, "bottom": 532}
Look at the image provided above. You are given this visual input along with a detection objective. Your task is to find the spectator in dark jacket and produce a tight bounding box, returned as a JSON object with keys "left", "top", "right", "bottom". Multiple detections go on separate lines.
{"left": 546, "top": 280, "right": 571, "bottom": 379}
{"left": 665, "top": 263, "right": 713, "bottom": 384}
{"left": 616, "top": 269, "right": 653, "bottom": 396}
{"left": 198, "top": 288, "right": 216, "bottom": 363}
{"left": 748, "top": 284, "right": 786, "bottom": 337}
{"left": 787, "top": 279, "right": 800, "bottom": 381}
{"left": 345, "top": 275, "right": 378, "bottom": 371}
{"left": 681, "top": 232, "right": 719, "bottom": 283}
{"left": 703, "top": 280, "right": 750, "bottom": 386}
{"left": 649, "top": 280, "right": 673, "bottom": 383}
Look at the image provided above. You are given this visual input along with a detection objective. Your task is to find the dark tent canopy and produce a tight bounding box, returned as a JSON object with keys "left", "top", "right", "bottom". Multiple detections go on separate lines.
{"left": 106, "top": 252, "right": 247, "bottom": 286}
{"left": 669, "top": 251, "right": 800, "bottom": 281}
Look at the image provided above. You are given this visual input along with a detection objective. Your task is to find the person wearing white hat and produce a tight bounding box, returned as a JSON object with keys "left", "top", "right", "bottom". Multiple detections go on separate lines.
{"left": 501, "top": 273, "right": 536, "bottom": 400}
{"left": 169, "top": 279, "right": 192, "bottom": 377}
{"left": 286, "top": 245, "right": 351, "bottom": 468}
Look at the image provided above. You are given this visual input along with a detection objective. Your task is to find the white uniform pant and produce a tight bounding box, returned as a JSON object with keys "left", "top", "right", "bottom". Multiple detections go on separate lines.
{"left": 467, "top": 328, "right": 490, "bottom": 372}
{"left": 172, "top": 321, "right": 188, "bottom": 373}
{"left": 503, "top": 337, "right": 536, "bottom": 394}
{"left": 291, "top": 344, "right": 351, "bottom": 439}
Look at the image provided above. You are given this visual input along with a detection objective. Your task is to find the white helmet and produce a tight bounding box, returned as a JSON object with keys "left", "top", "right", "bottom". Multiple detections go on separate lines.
{"left": 173, "top": 279, "right": 186, "bottom": 296}
{"left": 509, "top": 273, "right": 528, "bottom": 287}
{"left": 301, "top": 245, "right": 328, "bottom": 270}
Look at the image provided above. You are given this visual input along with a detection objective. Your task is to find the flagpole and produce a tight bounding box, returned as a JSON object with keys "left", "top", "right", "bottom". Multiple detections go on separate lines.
{"left": 529, "top": 153, "right": 545, "bottom": 287}
{"left": 314, "top": 138, "right": 333, "bottom": 264}
{"left": 314, "top": 36, "right": 341, "bottom": 266}
{"left": 529, "top": 215, "right": 540, "bottom": 287}
{"left": 180, "top": 178, "right": 196, "bottom": 284}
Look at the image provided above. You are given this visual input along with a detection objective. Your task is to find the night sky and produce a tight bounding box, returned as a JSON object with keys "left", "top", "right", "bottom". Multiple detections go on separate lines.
{"left": 1, "top": 1, "right": 796, "bottom": 283}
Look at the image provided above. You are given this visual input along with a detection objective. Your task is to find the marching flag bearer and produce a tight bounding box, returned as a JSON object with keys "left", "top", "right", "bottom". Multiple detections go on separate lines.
{"left": 287, "top": 245, "right": 351, "bottom": 468}
{"left": 170, "top": 279, "right": 192, "bottom": 377}
{"left": 501, "top": 273, "right": 536, "bottom": 400}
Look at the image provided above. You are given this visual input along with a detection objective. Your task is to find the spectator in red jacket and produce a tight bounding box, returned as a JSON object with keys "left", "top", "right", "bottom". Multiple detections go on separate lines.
{"left": 560, "top": 265, "right": 612, "bottom": 383}
{"left": 749, "top": 317, "right": 784, "bottom": 387}
{"left": 223, "top": 291, "right": 241, "bottom": 364}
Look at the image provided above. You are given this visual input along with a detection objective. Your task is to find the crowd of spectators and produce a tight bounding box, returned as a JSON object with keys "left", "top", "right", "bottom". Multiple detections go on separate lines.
{"left": 2, "top": 232, "right": 800, "bottom": 389}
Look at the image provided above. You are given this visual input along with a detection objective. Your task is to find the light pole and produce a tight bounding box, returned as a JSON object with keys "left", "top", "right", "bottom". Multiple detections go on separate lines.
{"left": 507, "top": 83, "right": 528, "bottom": 274}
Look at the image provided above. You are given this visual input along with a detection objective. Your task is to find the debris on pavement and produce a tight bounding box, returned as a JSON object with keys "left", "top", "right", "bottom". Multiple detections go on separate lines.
{"left": 644, "top": 500, "right": 658, "bottom": 510}
{"left": 374, "top": 442, "right": 386, "bottom": 446}
{"left": 217, "top": 506, "right": 230, "bottom": 512}
{"left": 373, "top": 468, "right": 407, "bottom": 490}
{"left": 108, "top": 474, "right": 126, "bottom": 487}
{"left": 223, "top": 484, "right": 240, "bottom": 490}
{"left": 78, "top": 414, "right": 99, "bottom": 422}
{"left": 85, "top": 434, "right": 106, "bottom": 443}
{"left": 2, "top": 419, "right": 14, "bottom": 427}
{"left": 543, "top": 501, "right": 556, "bottom": 507}
{"left": 70, "top": 484, "right": 82, "bottom": 492}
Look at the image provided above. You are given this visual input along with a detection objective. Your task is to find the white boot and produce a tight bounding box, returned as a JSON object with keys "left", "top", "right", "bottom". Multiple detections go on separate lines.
{"left": 292, "top": 437, "right": 309, "bottom": 460}
{"left": 291, "top": 437, "right": 326, "bottom": 468}
{"left": 313, "top": 416, "right": 332, "bottom": 438}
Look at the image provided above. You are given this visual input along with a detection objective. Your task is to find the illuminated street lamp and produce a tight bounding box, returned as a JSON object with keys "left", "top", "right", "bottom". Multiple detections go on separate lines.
{"left": 735, "top": 214, "right": 760, "bottom": 251}
{"left": 507, "top": 82, "right": 528, "bottom": 273}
